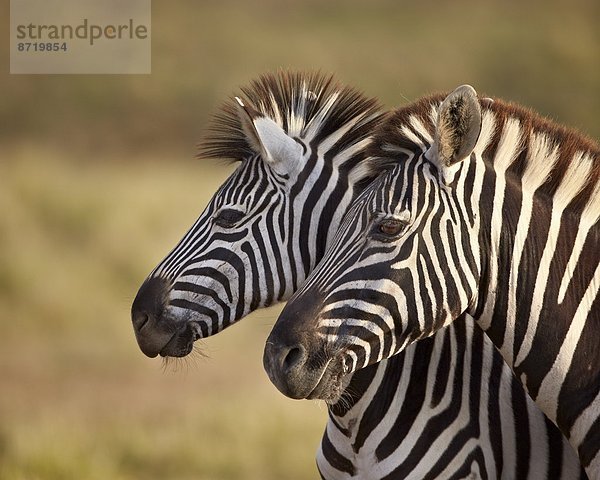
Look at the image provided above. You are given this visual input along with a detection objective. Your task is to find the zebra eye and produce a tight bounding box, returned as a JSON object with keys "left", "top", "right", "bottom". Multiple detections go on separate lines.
{"left": 376, "top": 218, "right": 406, "bottom": 237}
{"left": 214, "top": 209, "right": 244, "bottom": 228}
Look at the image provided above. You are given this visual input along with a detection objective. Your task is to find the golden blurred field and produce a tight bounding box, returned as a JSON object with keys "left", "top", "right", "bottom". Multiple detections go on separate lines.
{"left": 0, "top": 149, "right": 328, "bottom": 480}
{"left": 1, "top": 1, "right": 598, "bottom": 479}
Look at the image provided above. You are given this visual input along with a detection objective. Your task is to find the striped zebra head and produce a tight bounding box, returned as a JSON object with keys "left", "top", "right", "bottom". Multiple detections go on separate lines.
{"left": 264, "top": 85, "right": 486, "bottom": 402}
{"left": 131, "top": 72, "right": 384, "bottom": 358}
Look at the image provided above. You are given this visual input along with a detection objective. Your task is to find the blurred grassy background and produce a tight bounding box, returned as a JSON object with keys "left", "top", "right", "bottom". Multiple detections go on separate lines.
{"left": 1, "top": 1, "right": 598, "bottom": 479}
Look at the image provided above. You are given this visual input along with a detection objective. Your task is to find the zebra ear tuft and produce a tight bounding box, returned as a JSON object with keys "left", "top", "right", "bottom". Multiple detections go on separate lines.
{"left": 433, "top": 85, "right": 482, "bottom": 169}
{"left": 235, "top": 97, "right": 302, "bottom": 170}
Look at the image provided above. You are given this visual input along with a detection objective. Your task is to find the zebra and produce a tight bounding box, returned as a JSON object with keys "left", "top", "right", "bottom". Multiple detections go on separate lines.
{"left": 131, "top": 72, "right": 383, "bottom": 357}
{"left": 264, "top": 84, "right": 600, "bottom": 478}
{"left": 130, "top": 72, "right": 585, "bottom": 478}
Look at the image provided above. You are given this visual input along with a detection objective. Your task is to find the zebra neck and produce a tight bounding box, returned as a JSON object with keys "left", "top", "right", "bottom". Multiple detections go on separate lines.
{"left": 285, "top": 161, "right": 367, "bottom": 295}
{"left": 326, "top": 345, "right": 432, "bottom": 448}
{"left": 471, "top": 143, "right": 600, "bottom": 435}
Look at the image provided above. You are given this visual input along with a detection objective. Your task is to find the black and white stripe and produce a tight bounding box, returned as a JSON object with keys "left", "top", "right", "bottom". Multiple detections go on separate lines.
{"left": 131, "top": 74, "right": 586, "bottom": 478}
{"left": 266, "top": 84, "right": 598, "bottom": 478}
{"left": 319, "top": 316, "right": 585, "bottom": 479}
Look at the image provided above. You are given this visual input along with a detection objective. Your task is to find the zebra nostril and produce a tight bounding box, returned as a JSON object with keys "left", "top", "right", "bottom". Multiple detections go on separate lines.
{"left": 133, "top": 311, "right": 150, "bottom": 332}
{"left": 282, "top": 345, "right": 306, "bottom": 373}
{"left": 131, "top": 276, "right": 170, "bottom": 334}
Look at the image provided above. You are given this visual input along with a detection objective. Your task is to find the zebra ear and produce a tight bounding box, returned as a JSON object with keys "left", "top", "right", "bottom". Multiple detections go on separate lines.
{"left": 432, "top": 85, "right": 482, "bottom": 170}
{"left": 235, "top": 97, "right": 302, "bottom": 171}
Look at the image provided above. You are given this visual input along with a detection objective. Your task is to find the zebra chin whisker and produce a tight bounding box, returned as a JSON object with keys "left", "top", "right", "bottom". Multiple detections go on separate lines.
{"left": 160, "top": 342, "right": 208, "bottom": 373}
{"left": 329, "top": 387, "right": 352, "bottom": 410}
{"left": 191, "top": 341, "right": 209, "bottom": 359}
{"left": 334, "top": 375, "right": 360, "bottom": 411}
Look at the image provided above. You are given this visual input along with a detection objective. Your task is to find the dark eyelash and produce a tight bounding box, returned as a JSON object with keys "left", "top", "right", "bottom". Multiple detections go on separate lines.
{"left": 214, "top": 209, "right": 244, "bottom": 227}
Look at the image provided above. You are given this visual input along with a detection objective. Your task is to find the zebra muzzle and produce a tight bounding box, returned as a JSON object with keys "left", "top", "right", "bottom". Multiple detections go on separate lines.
{"left": 263, "top": 335, "right": 345, "bottom": 402}
{"left": 131, "top": 276, "right": 195, "bottom": 358}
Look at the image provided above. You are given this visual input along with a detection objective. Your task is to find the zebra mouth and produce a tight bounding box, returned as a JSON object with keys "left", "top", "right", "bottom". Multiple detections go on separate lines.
{"left": 306, "top": 359, "right": 345, "bottom": 403}
{"left": 159, "top": 322, "right": 202, "bottom": 358}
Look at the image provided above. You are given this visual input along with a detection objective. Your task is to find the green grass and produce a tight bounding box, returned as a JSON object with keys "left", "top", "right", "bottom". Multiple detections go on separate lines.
{"left": 0, "top": 148, "right": 326, "bottom": 480}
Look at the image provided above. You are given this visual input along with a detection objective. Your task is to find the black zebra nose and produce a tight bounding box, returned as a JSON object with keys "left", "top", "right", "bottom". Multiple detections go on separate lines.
{"left": 268, "top": 342, "right": 307, "bottom": 375}
{"left": 263, "top": 289, "right": 328, "bottom": 399}
{"left": 131, "top": 277, "right": 173, "bottom": 357}
{"left": 263, "top": 341, "right": 310, "bottom": 399}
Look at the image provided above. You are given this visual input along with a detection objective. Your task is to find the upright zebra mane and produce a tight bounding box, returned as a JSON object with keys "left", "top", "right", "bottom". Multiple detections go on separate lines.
{"left": 198, "top": 71, "right": 384, "bottom": 163}
{"left": 368, "top": 92, "right": 600, "bottom": 211}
